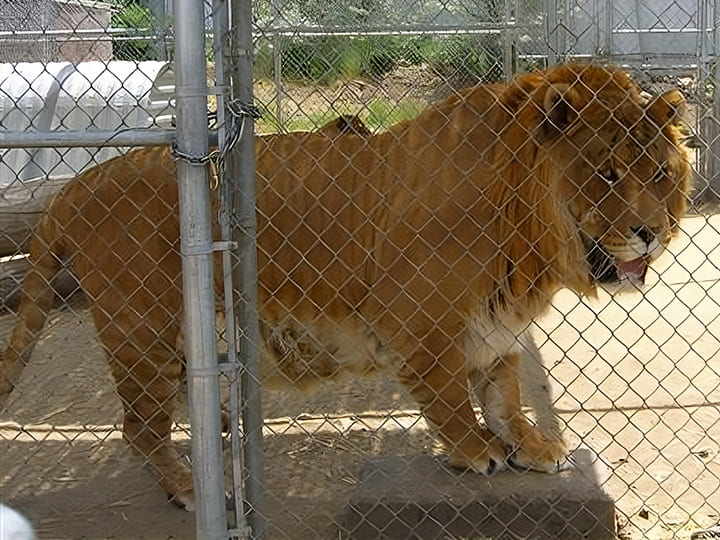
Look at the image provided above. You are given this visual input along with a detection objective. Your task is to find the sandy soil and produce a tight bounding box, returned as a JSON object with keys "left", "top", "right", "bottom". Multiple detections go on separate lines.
{"left": 1, "top": 214, "right": 719, "bottom": 540}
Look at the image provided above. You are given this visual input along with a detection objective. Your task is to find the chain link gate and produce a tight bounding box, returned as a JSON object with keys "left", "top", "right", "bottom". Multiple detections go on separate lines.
{"left": 1, "top": 1, "right": 720, "bottom": 540}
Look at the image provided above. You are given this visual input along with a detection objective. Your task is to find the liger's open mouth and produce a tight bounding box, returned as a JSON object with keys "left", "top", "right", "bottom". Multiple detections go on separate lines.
{"left": 586, "top": 241, "right": 649, "bottom": 285}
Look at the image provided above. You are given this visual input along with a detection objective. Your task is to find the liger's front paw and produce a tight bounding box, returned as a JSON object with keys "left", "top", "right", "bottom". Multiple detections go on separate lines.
{"left": 446, "top": 429, "right": 507, "bottom": 476}
{"left": 507, "top": 429, "right": 567, "bottom": 473}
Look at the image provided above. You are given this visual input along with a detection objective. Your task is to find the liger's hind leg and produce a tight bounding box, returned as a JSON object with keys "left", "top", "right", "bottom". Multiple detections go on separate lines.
{"left": 0, "top": 251, "right": 62, "bottom": 399}
{"left": 97, "top": 318, "right": 194, "bottom": 510}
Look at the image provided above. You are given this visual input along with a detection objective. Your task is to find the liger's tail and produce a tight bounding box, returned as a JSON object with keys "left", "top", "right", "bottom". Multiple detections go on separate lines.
{"left": 0, "top": 209, "right": 65, "bottom": 400}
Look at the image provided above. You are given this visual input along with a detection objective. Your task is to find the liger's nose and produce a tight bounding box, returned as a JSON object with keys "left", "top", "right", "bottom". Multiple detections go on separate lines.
{"left": 631, "top": 225, "right": 665, "bottom": 260}
{"left": 630, "top": 226, "right": 654, "bottom": 246}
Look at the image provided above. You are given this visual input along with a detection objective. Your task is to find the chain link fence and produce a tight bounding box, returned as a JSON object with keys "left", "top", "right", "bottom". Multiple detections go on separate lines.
{"left": 0, "top": 1, "right": 719, "bottom": 539}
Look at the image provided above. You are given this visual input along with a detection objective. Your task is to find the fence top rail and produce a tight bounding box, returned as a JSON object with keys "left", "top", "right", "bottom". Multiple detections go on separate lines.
{"left": 258, "top": 21, "right": 524, "bottom": 36}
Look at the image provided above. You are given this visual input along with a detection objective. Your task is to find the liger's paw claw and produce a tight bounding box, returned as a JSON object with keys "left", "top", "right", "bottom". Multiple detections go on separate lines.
{"left": 169, "top": 489, "right": 195, "bottom": 512}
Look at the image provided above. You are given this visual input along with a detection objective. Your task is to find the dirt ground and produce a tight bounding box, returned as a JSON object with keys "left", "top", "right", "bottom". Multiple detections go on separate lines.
{"left": 1, "top": 210, "right": 719, "bottom": 540}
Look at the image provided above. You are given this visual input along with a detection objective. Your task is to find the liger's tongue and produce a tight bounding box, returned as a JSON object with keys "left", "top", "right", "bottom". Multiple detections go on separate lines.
{"left": 616, "top": 257, "right": 648, "bottom": 284}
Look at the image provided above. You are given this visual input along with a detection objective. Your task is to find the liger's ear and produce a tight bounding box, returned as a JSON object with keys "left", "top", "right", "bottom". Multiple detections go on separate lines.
{"left": 543, "top": 83, "right": 577, "bottom": 130}
{"left": 647, "top": 89, "right": 686, "bottom": 127}
{"left": 537, "top": 83, "right": 579, "bottom": 142}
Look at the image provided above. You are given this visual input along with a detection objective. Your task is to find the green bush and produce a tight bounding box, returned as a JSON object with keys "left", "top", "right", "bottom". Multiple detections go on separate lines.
{"left": 411, "top": 35, "right": 504, "bottom": 83}
{"left": 254, "top": 34, "right": 505, "bottom": 86}
{"left": 112, "top": 2, "right": 156, "bottom": 61}
{"left": 272, "top": 36, "right": 406, "bottom": 84}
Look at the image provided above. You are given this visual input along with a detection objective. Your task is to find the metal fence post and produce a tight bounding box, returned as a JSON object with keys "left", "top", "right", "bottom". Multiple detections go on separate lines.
{"left": 546, "top": 0, "right": 562, "bottom": 64}
{"left": 709, "top": 0, "right": 720, "bottom": 207}
{"left": 502, "top": 0, "right": 517, "bottom": 81}
{"left": 229, "top": 0, "right": 267, "bottom": 537}
{"left": 173, "top": 0, "right": 228, "bottom": 538}
{"left": 142, "top": 0, "right": 167, "bottom": 60}
{"left": 272, "top": 0, "right": 285, "bottom": 132}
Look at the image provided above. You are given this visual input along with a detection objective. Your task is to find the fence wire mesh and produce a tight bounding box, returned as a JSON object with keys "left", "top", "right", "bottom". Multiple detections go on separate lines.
{"left": 0, "top": 1, "right": 719, "bottom": 540}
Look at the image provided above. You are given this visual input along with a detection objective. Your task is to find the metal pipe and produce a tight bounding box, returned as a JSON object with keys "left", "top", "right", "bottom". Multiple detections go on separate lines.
{"left": 0, "top": 129, "right": 176, "bottom": 149}
{"left": 144, "top": 0, "right": 168, "bottom": 60}
{"left": 709, "top": 0, "right": 720, "bottom": 206}
{"left": 0, "top": 130, "right": 220, "bottom": 149}
{"left": 0, "top": 21, "right": 524, "bottom": 40}
{"left": 261, "top": 25, "right": 514, "bottom": 37}
{"left": 173, "top": 0, "right": 227, "bottom": 537}
{"left": 604, "top": 0, "right": 613, "bottom": 56}
{"left": 211, "top": 0, "right": 253, "bottom": 537}
{"left": 229, "top": 0, "right": 267, "bottom": 537}
{"left": 0, "top": 28, "right": 159, "bottom": 38}
{"left": 613, "top": 27, "right": 705, "bottom": 34}
{"left": 272, "top": 0, "right": 285, "bottom": 133}
{"left": 546, "top": 0, "right": 560, "bottom": 64}
{"left": 502, "top": 0, "right": 517, "bottom": 82}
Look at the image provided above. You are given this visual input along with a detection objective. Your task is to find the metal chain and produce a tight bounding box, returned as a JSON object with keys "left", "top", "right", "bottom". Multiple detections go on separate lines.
{"left": 170, "top": 141, "right": 214, "bottom": 165}
{"left": 170, "top": 101, "right": 260, "bottom": 188}
{"left": 212, "top": 99, "right": 262, "bottom": 186}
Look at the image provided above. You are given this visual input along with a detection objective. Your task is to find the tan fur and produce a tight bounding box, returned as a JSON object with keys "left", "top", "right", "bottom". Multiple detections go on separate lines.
{"left": 0, "top": 64, "right": 691, "bottom": 508}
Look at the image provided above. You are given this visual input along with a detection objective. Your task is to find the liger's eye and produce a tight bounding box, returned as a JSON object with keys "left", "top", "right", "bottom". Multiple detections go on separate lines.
{"left": 653, "top": 164, "right": 669, "bottom": 183}
{"left": 599, "top": 166, "right": 620, "bottom": 185}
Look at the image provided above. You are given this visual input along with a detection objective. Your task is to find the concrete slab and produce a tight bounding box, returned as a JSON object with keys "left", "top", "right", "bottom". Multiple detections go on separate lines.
{"left": 346, "top": 449, "right": 615, "bottom": 540}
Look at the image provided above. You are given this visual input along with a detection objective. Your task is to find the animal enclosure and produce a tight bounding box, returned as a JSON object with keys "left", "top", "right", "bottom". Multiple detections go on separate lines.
{"left": 1, "top": 1, "right": 720, "bottom": 540}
